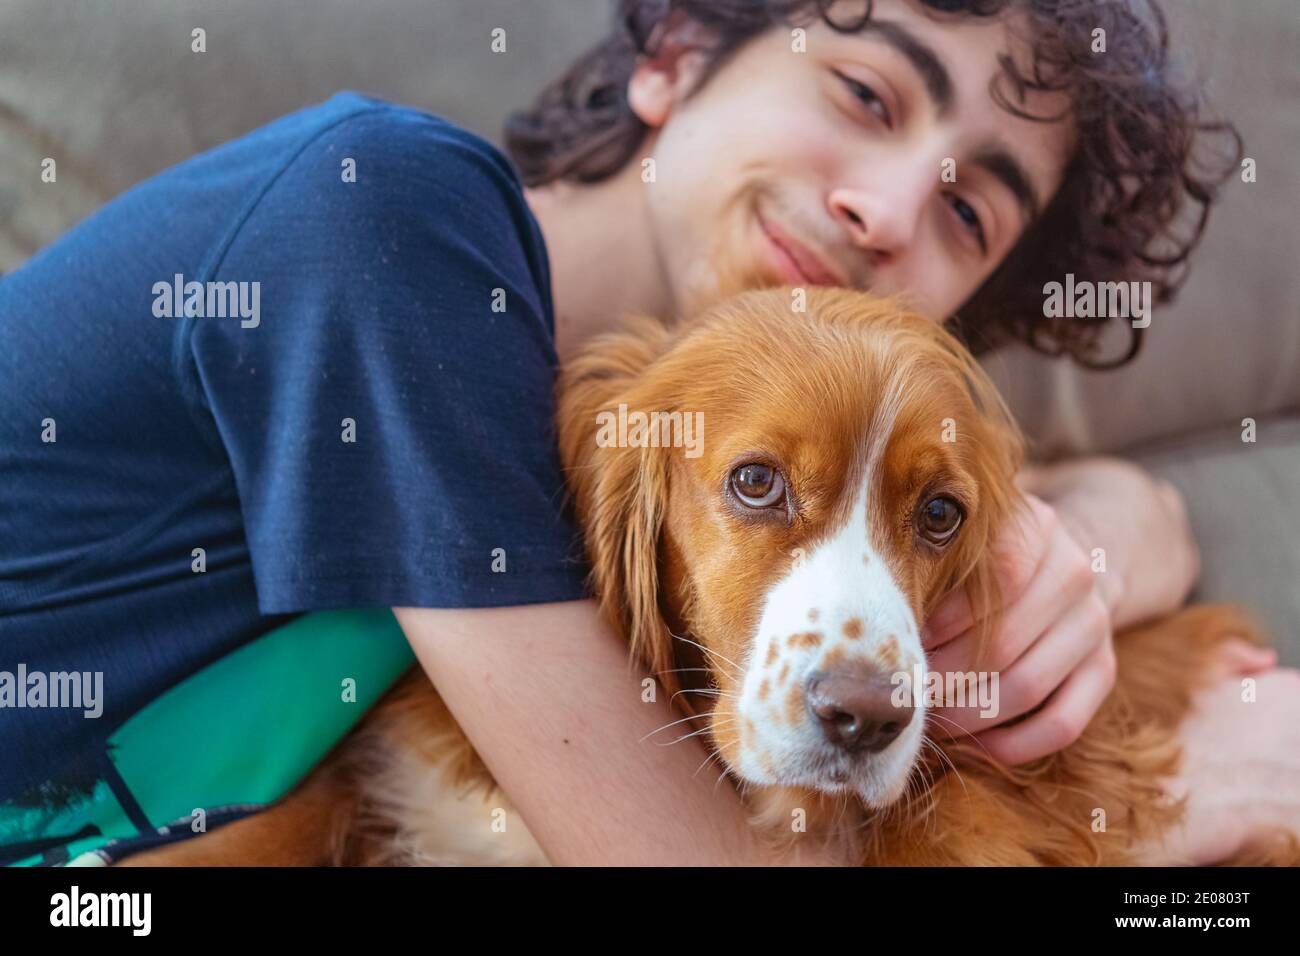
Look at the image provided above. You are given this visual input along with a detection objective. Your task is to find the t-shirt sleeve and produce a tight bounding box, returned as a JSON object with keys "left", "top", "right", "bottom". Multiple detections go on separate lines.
{"left": 183, "top": 106, "right": 589, "bottom": 613}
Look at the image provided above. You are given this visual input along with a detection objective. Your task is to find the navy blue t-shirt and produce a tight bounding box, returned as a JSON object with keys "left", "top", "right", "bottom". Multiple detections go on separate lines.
{"left": 0, "top": 93, "right": 589, "bottom": 849}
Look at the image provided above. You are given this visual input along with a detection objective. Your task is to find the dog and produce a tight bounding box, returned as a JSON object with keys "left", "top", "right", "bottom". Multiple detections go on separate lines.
{"left": 123, "top": 287, "right": 1298, "bottom": 866}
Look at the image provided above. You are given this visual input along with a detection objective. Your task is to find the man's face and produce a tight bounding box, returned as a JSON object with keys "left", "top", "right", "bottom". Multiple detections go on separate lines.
{"left": 636, "top": 0, "right": 1075, "bottom": 320}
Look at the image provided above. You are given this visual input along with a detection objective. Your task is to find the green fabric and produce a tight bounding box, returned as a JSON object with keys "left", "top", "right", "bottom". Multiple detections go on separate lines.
{"left": 3, "top": 608, "right": 414, "bottom": 866}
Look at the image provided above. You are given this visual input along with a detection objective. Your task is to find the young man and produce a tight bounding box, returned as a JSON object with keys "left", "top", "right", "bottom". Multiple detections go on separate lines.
{"left": 2, "top": 0, "right": 1296, "bottom": 865}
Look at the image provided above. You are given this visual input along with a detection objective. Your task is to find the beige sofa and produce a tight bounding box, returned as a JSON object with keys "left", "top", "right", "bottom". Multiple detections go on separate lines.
{"left": 2, "top": 0, "right": 1296, "bottom": 656}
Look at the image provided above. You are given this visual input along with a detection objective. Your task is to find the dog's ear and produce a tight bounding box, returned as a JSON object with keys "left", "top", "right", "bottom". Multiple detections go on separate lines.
{"left": 923, "top": 324, "right": 1026, "bottom": 671}
{"left": 957, "top": 408, "right": 1023, "bottom": 672}
{"left": 555, "top": 316, "right": 681, "bottom": 692}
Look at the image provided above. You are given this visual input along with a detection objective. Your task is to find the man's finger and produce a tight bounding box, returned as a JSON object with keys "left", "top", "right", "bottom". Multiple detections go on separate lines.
{"left": 930, "top": 594, "right": 1107, "bottom": 740}
{"left": 927, "top": 525, "right": 1090, "bottom": 678}
{"left": 921, "top": 592, "right": 974, "bottom": 650}
{"left": 973, "top": 643, "right": 1114, "bottom": 766}
{"left": 1203, "top": 637, "right": 1277, "bottom": 681}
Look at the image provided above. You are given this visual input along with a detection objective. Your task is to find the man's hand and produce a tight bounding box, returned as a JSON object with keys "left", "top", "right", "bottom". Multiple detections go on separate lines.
{"left": 921, "top": 457, "right": 1202, "bottom": 767}
{"left": 1015, "top": 458, "right": 1200, "bottom": 630}
{"left": 922, "top": 493, "right": 1116, "bottom": 765}
{"left": 1141, "top": 643, "right": 1300, "bottom": 865}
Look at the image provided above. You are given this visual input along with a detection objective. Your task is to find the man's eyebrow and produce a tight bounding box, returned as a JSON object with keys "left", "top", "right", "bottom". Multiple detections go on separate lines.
{"left": 860, "top": 20, "right": 954, "bottom": 118}
{"left": 851, "top": 20, "right": 1045, "bottom": 223}
{"left": 970, "top": 147, "right": 1042, "bottom": 223}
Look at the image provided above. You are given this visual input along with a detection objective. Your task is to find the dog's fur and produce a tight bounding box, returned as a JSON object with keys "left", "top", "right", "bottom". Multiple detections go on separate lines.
{"left": 123, "top": 288, "right": 1298, "bottom": 866}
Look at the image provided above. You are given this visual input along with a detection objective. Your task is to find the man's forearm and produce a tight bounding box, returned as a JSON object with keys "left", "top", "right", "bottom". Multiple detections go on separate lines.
{"left": 396, "top": 602, "right": 848, "bottom": 866}
{"left": 1018, "top": 457, "right": 1201, "bottom": 629}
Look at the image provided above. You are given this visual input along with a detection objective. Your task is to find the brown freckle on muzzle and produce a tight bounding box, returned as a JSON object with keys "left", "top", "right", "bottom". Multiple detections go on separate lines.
{"left": 843, "top": 618, "right": 864, "bottom": 640}
{"left": 778, "top": 661, "right": 790, "bottom": 684}
{"left": 758, "top": 678, "right": 771, "bottom": 701}
{"left": 765, "top": 640, "right": 780, "bottom": 667}
{"left": 785, "top": 682, "right": 804, "bottom": 726}
{"left": 877, "top": 635, "right": 901, "bottom": 669}
{"left": 808, "top": 608, "right": 820, "bottom": 622}
{"left": 788, "top": 631, "right": 823, "bottom": 650}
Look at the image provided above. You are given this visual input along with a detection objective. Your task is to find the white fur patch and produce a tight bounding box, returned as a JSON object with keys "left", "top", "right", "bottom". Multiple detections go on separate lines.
{"left": 735, "top": 415, "right": 926, "bottom": 807}
{"left": 361, "top": 749, "right": 549, "bottom": 867}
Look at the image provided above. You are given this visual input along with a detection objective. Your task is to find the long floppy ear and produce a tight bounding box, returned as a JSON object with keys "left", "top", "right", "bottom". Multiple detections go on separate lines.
{"left": 924, "top": 324, "right": 1026, "bottom": 672}
{"left": 555, "top": 315, "right": 682, "bottom": 693}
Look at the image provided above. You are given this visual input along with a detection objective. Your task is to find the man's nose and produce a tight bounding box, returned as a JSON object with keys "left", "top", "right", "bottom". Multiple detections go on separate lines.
{"left": 828, "top": 168, "right": 929, "bottom": 262}
{"left": 805, "top": 667, "right": 914, "bottom": 754}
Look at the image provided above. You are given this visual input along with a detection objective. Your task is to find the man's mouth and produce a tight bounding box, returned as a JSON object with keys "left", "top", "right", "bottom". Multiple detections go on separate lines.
{"left": 757, "top": 213, "right": 846, "bottom": 287}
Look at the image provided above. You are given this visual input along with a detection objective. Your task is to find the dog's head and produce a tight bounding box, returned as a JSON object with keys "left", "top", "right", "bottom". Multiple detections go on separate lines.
{"left": 558, "top": 287, "right": 1022, "bottom": 810}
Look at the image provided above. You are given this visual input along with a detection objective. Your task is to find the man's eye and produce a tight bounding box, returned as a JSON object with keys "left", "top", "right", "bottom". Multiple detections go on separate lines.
{"left": 946, "top": 194, "right": 987, "bottom": 253}
{"left": 835, "top": 71, "right": 891, "bottom": 128}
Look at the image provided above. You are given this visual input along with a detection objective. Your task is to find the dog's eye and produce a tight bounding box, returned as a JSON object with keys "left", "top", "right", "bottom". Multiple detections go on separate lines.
{"left": 731, "top": 463, "right": 786, "bottom": 509}
{"left": 917, "top": 495, "right": 963, "bottom": 545}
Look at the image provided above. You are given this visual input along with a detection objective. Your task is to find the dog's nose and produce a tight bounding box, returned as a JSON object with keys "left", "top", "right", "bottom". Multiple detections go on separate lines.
{"left": 805, "top": 668, "right": 913, "bottom": 754}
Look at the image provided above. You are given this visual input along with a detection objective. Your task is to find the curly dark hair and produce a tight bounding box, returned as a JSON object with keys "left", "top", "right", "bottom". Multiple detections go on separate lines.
{"left": 503, "top": 0, "right": 1242, "bottom": 368}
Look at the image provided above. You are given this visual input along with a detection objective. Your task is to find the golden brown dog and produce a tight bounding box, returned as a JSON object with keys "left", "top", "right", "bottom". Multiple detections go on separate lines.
{"left": 124, "top": 287, "right": 1298, "bottom": 866}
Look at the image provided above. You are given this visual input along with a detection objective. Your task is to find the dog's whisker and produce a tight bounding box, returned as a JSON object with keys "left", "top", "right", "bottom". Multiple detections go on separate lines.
{"left": 924, "top": 712, "right": 1000, "bottom": 766}
{"left": 658, "top": 725, "right": 716, "bottom": 747}
{"left": 692, "top": 748, "right": 724, "bottom": 780}
{"left": 657, "top": 720, "right": 736, "bottom": 748}
{"left": 670, "top": 688, "right": 736, "bottom": 706}
{"left": 920, "top": 735, "right": 979, "bottom": 834}
{"left": 642, "top": 713, "right": 735, "bottom": 744}
{"left": 670, "top": 632, "right": 742, "bottom": 677}
{"left": 712, "top": 764, "right": 734, "bottom": 794}
{"left": 920, "top": 737, "right": 961, "bottom": 798}
{"left": 924, "top": 711, "right": 979, "bottom": 744}
{"left": 638, "top": 711, "right": 713, "bottom": 741}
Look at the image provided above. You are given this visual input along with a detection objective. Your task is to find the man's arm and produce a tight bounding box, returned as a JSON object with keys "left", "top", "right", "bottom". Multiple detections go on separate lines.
{"left": 1020, "top": 456, "right": 1200, "bottom": 628}
{"left": 395, "top": 601, "right": 844, "bottom": 866}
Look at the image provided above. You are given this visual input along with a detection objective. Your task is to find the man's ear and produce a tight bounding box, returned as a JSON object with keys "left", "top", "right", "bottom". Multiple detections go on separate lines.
{"left": 555, "top": 315, "right": 681, "bottom": 691}
{"left": 627, "top": 10, "right": 717, "bottom": 128}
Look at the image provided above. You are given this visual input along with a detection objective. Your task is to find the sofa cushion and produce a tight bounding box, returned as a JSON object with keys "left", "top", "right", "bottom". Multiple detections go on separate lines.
{"left": 1131, "top": 418, "right": 1300, "bottom": 663}
{"left": 0, "top": 0, "right": 609, "bottom": 271}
